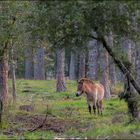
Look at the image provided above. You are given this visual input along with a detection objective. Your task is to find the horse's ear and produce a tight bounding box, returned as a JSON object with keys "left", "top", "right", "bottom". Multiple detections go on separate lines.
{"left": 80, "top": 79, "right": 84, "bottom": 84}
{"left": 77, "top": 79, "right": 80, "bottom": 83}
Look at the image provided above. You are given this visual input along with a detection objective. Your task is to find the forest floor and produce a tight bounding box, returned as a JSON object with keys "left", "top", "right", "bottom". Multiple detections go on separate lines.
{"left": 0, "top": 79, "right": 140, "bottom": 139}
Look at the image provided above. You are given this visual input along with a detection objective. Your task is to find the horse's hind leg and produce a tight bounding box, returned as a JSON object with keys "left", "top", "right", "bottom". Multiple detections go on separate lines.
{"left": 100, "top": 100, "right": 103, "bottom": 115}
{"left": 96, "top": 102, "right": 100, "bottom": 115}
{"left": 93, "top": 102, "right": 97, "bottom": 115}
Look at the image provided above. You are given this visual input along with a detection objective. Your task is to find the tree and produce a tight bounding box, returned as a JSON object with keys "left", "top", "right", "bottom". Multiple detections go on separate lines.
{"left": 99, "top": 42, "right": 111, "bottom": 99}
{"left": 87, "top": 32, "right": 98, "bottom": 80}
{"left": 108, "top": 32, "right": 117, "bottom": 87}
{"left": 78, "top": 49, "right": 86, "bottom": 79}
{"left": 34, "top": 43, "right": 45, "bottom": 80}
{"left": 0, "top": 44, "right": 9, "bottom": 105}
{"left": 69, "top": 50, "right": 78, "bottom": 80}
{"left": 25, "top": 47, "right": 33, "bottom": 79}
{"left": 56, "top": 48, "right": 66, "bottom": 92}
{"left": 24, "top": 34, "right": 33, "bottom": 79}
{"left": 0, "top": 1, "right": 15, "bottom": 105}
{"left": 10, "top": 41, "right": 17, "bottom": 102}
{"left": 136, "top": 47, "right": 140, "bottom": 83}
{"left": 0, "top": 1, "right": 29, "bottom": 106}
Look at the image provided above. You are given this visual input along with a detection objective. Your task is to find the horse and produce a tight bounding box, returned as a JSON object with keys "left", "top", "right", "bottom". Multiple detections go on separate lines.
{"left": 76, "top": 78, "right": 104, "bottom": 115}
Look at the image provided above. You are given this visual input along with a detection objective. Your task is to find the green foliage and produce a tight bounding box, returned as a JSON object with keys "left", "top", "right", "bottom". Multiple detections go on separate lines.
{"left": 1, "top": 0, "right": 140, "bottom": 77}
{"left": 1, "top": 1, "right": 140, "bottom": 53}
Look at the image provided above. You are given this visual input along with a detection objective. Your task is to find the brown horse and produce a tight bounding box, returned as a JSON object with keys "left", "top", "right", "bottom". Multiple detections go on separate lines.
{"left": 76, "top": 78, "right": 104, "bottom": 115}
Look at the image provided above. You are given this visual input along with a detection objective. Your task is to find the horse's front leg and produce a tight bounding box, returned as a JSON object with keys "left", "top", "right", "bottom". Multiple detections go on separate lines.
{"left": 93, "top": 105, "right": 96, "bottom": 115}
{"left": 86, "top": 97, "right": 91, "bottom": 114}
{"left": 88, "top": 104, "right": 91, "bottom": 114}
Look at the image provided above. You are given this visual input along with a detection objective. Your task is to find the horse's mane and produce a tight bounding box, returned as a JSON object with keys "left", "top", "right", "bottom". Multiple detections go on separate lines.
{"left": 78, "top": 78, "right": 94, "bottom": 84}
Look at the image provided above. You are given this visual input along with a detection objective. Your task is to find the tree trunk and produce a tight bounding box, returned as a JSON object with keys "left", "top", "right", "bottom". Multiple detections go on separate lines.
{"left": 100, "top": 42, "right": 111, "bottom": 99}
{"left": 11, "top": 45, "right": 16, "bottom": 102}
{"left": 56, "top": 48, "right": 66, "bottom": 92}
{"left": 34, "top": 44, "right": 45, "bottom": 80}
{"left": 69, "top": 51, "right": 78, "bottom": 80}
{"left": 136, "top": 47, "right": 140, "bottom": 83}
{"left": 25, "top": 47, "right": 33, "bottom": 79}
{"left": 78, "top": 50, "right": 85, "bottom": 79}
{"left": 0, "top": 48, "right": 9, "bottom": 106}
{"left": 87, "top": 38, "right": 98, "bottom": 80}
{"left": 121, "top": 37, "right": 136, "bottom": 92}
{"left": 108, "top": 32, "right": 116, "bottom": 87}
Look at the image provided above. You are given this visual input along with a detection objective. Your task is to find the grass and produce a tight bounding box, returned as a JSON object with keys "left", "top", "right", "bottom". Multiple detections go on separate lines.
{"left": 1, "top": 79, "right": 139, "bottom": 139}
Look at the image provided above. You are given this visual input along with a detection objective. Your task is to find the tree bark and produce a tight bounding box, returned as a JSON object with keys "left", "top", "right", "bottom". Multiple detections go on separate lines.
{"left": 34, "top": 43, "right": 45, "bottom": 80}
{"left": 136, "top": 47, "right": 140, "bottom": 83}
{"left": 121, "top": 37, "right": 136, "bottom": 93}
{"left": 108, "top": 32, "right": 117, "bottom": 87}
{"left": 100, "top": 42, "right": 111, "bottom": 99}
{"left": 69, "top": 51, "right": 78, "bottom": 80}
{"left": 56, "top": 48, "right": 66, "bottom": 92}
{"left": 11, "top": 45, "right": 16, "bottom": 102}
{"left": 25, "top": 47, "right": 33, "bottom": 79}
{"left": 0, "top": 47, "right": 9, "bottom": 105}
{"left": 87, "top": 38, "right": 98, "bottom": 80}
{"left": 78, "top": 50, "right": 85, "bottom": 79}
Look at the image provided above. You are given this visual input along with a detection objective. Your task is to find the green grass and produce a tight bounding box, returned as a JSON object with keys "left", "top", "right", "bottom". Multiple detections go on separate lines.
{"left": 1, "top": 79, "right": 140, "bottom": 139}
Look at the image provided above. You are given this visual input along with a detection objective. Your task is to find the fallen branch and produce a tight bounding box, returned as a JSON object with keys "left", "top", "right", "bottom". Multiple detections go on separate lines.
{"left": 28, "top": 106, "right": 48, "bottom": 132}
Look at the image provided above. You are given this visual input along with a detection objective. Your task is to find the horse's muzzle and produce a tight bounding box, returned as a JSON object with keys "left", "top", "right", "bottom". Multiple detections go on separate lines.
{"left": 76, "top": 93, "right": 79, "bottom": 97}
{"left": 76, "top": 91, "right": 81, "bottom": 97}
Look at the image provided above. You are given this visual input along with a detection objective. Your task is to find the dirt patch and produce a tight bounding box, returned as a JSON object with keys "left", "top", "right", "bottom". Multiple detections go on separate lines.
{"left": 112, "top": 114, "right": 125, "bottom": 124}
{"left": 10, "top": 114, "right": 79, "bottom": 133}
{"left": 19, "top": 105, "right": 34, "bottom": 112}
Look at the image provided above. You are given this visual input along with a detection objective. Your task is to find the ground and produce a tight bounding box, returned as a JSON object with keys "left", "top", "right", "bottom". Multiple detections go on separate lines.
{"left": 0, "top": 79, "right": 140, "bottom": 139}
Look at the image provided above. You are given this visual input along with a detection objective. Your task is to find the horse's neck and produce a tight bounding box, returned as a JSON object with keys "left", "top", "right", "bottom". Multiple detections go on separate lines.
{"left": 83, "top": 82, "right": 94, "bottom": 93}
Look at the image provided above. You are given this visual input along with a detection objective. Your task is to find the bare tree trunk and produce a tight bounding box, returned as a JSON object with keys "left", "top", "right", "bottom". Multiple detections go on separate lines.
{"left": 69, "top": 51, "right": 78, "bottom": 80}
{"left": 78, "top": 50, "right": 85, "bottom": 79}
{"left": 34, "top": 43, "right": 45, "bottom": 80}
{"left": 100, "top": 42, "right": 111, "bottom": 99}
{"left": 108, "top": 32, "right": 116, "bottom": 87}
{"left": 136, "top": 47, "right": 140, "bottom": 83}
{"left": 56, "top": 48, "right": 66, "bottom": 92}
{"left": 11, "top": 45, "right": 16, "bottom": 102}
{"left": 121, "top": 37, "right": 136, "bottom": 93}
{"left": 87, "top": 38, "right": 98, "bottom": 80}
{"left": 0, "top": 47, "right": 9, "bottom": 106}
{"left": 25, "top": 47, "right": 33, "bottom": 79}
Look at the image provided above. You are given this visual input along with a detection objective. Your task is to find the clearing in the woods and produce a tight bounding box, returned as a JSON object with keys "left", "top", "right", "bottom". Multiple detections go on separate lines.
{"left": 1, "top": 80, "right": 140, "bottom": 139}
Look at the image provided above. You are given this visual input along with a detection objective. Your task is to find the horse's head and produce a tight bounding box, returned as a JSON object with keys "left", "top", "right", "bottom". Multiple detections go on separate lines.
{"left": 76, "top": 80, "right": 84, "bottom": 97}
